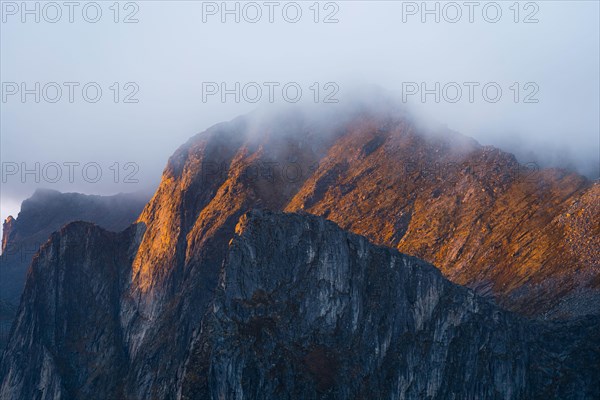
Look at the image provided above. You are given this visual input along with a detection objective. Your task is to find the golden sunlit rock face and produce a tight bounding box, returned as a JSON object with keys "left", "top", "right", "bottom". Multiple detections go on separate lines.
{"left": 107, "top": 109, "right": 599, "bottom": 396}
{"left": 131, "top": 111, "right": 598, "bottom": 320}
{"left": 1, "top": 216, "right": 15, "bottom": 254}
{"left": 3, "top": 111, "right": 598, "bottom": 400}
{"left": 285, "top": 119, "right": 599, "bottom": 318}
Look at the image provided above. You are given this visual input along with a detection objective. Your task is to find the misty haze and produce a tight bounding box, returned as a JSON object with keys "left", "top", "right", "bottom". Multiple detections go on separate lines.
{"left": 0, "top": 2, "right": 599, "bottom": 400}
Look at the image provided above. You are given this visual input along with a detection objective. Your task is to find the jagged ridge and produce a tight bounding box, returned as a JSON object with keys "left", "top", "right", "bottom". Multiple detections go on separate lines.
{"left": 1, "top": 107, "right": 598, "bottom": 399}
{"left": 181, "top": 210, "right": 599, "bottom": 399}
{"left": 0, "top": 189, "right": 147, "bottom": 350}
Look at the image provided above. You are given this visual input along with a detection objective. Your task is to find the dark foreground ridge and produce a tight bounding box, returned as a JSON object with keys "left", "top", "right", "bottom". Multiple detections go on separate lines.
{"left": 0, "top": 189, "right": 147, "bottom": 350}
{"left": 2, "top": 211, "right": 598, "bottom": 399}
{"left": 183, "top": 210, "right": 600, "bottom": 399}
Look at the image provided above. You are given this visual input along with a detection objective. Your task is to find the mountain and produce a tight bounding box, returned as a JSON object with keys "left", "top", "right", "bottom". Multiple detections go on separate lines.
{"left": 1, "top": 106, "right": 598, "bottom": 398}
{"left": 284, "top": 115, "right": 600, "bottom": 318}
{"left": 184, "top": 210, "right": 599, "bottom": 399}
{"left": 2, "top": 211, "right": 598, "bottom": 399}
{"left": 0, "top": 189, "right": 148, "bottom": 349}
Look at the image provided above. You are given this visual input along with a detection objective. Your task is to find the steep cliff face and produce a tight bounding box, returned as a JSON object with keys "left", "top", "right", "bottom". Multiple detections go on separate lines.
{"left": 3, "top": 211, "right": 598, "bottom": 400}
{"left": 122, "top": 108, "right": 597, "bottom": 396}
{"left": 0, "top": 189, "right": 147, "bottom": 348}
{"left": 0, "top": 222, "right": 142, "bottom": 400}
{"left": 120, "top": 114, "right": 333, "bottom": 399}
{"left": 1, "top": 189, "right": 147, "bottom": 303}
{"left": 1, "top": 107, "right": 598, "bottom": 399}
{"left": 180, "top": 210, "right": 599, "bottom": 399}
{"left": 128, "top": 108, "right": 598, "bottom": 323}
{"left": 283, "top": 117, "right": 599, "bottom": 317}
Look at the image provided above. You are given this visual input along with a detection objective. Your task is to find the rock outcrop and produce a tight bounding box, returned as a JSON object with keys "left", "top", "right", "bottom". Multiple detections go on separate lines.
{"left": 182, "top": 210, "right": 599, "bottom": 399}
{"left": 1, "top": 217, "right": 15, "bottom": 254}
{"left": 1, "top": 105, "right": 598, "bottom": 399}
{"left": 2, "top": 211, "right": 598, "bottom": 399}
{"left": 283, "top": 116, "right": 600, "bottom": 318}
{"left": 0, "top": 222, "right": 141, "bottom": 399}
{"left": 0, "top": 189, "right": 147, "bottom": 349}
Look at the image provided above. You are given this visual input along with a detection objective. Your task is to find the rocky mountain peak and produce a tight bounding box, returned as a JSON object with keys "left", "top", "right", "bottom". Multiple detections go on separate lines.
{"left": 1, "top": 107, "right": 598, "bottom": 399}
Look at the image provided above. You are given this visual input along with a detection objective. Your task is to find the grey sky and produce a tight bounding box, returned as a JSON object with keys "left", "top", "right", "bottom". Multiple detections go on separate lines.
{"left": 1, "top": 1, "right": 599, "bottom": 225}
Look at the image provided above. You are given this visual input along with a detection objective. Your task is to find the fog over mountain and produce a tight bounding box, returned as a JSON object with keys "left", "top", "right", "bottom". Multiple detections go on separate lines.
{"left": 1, "top": 1, "right": 598, "bottom": 227}
{"left": 2, "top": 2, "right": 599, "bottom": 399}
{"left": 2, "top": 102, "right": 599, "bottom": 399}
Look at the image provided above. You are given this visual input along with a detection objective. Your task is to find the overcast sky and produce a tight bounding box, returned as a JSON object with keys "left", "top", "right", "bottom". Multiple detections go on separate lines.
{"left": 1, "top": 1, "right": 599, "bottom": 226}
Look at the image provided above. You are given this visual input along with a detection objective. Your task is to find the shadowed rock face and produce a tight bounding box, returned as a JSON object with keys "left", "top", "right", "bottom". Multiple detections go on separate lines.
{"left": 182, "top": 210, "right": 599, "bottom": 400}
{"left": 1, "top": 108, "right": 598, "bottom": 399}
{"left": 0, "top": 222, "right": 141, "bottom": 400}
{"left": 125, "top": 109, "right": 599, "bottom": 327}
{"left": 2, "top": 211, "right": 597, "bottom": 399}
{"left": 0, "top": 189, "right": 147, "bottom": 349}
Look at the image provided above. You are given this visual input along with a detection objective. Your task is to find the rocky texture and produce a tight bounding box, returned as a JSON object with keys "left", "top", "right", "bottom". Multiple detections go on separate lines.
{"left": 0, "top": 222, "right": 141, "bottom": 400}
{"left": 283, "top": 117, "right": 600, "bottom": 318}
{"left": 0, "top": 189, "right": 147, "bottom": 348}
{"left": 1, "top": 105, "right": 598, "bottom": 399}
{"left": 1, "top": 217, "right": 15, "bottom": 254}
{"left": 117, "top": 114, "right": 320, "bottom": 399}
{"left": 128, "top": 107, "right": 598, "bottom": 321}
{"left": 182, "top": 210, "right": 599, "bottom": 399}
{"left": 2, "top": 210, "right": 598, "bottom": 400}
